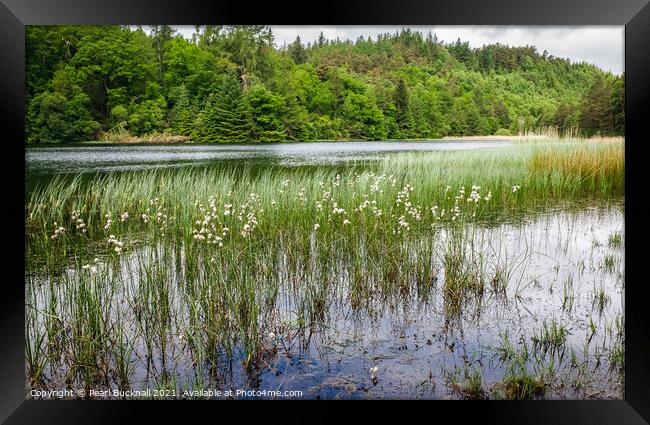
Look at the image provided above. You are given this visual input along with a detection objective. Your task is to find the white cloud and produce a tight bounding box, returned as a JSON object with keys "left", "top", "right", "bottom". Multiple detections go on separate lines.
{"left": 170, "top": 25, "right": 624, "bottom": 75}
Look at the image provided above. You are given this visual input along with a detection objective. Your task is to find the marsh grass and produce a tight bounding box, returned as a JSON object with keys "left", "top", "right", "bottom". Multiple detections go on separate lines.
{"left": 500, "top": 367, "right": 547, "bottom": 400}
{"left": 593, "top": 284, "right": 611, "bottom": 313}
{"left": 462, "top": 367, "right": 485, "bottom": 399}
{"left": 531, "top": 320, "right": 568, "bottom": 353}
{"left": 603, "top": 254, "right": 617, "bottom": 273}
{"left": 608, "top": 232, "right": 623, "bottom": 248}
{"left": 492, "top": 337, "right": 547, "bottom": 400}
{"left": 26, "top": 140, "right": 623, "bottom": 236}
{"left": 24, "top": 139, "right": 624, "bottom": 398}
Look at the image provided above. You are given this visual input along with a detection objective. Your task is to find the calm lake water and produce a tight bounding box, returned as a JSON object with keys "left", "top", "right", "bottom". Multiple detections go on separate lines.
{"left": 25, "top": 140, "right": 511, "bottom": 175}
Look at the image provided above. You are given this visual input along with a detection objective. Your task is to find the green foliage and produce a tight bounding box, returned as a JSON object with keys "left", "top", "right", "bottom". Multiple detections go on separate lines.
{"left": 611, "top": 74, "right": 625, "bottom": 135}
{"left": 26, "top": 85, "right": 100, "bottom": 144}
{"left": 109, "top": 105, "right": 129, "bottom": 127}
{"left": 69, "top": 26, "right": 155, "bottom": 120}
{"left": 126, "top": 81, "right": 167, "bottom": 136}
{"left": 247, "top": 85, "right": 287, "bottom": 142}
{"left": 168, "top": 85, "right": 194, "bottom": 136}
{"left": 394, "top": 79, "right": 412, "bottom": 136}
{"left": 196, "top": 74, "right": 254, "bottom": 143}
{"left": 163, "top": 37, "right": 222, "bottom": 101}
{"left": 341, "top": 91, "right": 386, "bottom": 140}
{"left": 288, "top": 36, "right": 308, "bottom": 65}
{"left": 127, "top": 99, "right": 167, "bottom": 136}
{"left": 26, "top": 26, "right": 624, "bottom": 143}
{"left": 579, "top": 75, "right": 624, "bottom": 136}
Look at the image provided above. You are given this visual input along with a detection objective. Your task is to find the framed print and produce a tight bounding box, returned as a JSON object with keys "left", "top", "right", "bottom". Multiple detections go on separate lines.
{"left": 1, "top": 0, "right": 649, "bottom": 423}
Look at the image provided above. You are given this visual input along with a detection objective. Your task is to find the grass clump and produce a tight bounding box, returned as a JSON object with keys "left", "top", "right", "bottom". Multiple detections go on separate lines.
{"left": 531, "top": 319, "right": 568, "bottom": 352}
{"left": 603, "top": 254, "right": 616, "bottom": 273}
{"left": 498, "top": 361, "right": 547, "bottom": 400}
{"left": 608, "top": 232, "right": 623, "bottom": 248}
{"left": 462, "top": 367, "right": 486, "bottom": 399}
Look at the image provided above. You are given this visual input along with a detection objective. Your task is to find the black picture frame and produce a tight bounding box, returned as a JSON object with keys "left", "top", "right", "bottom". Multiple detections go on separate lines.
{"left": 2, "top": 0, "right": 649, "bottom": 423}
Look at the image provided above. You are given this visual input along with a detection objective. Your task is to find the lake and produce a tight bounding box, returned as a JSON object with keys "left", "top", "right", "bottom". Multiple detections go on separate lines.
{"left": 25, "top": 140, "right": 511, "bottom": 175}
{"left": 25, "top": 140, "right": 625, "bottom": 399}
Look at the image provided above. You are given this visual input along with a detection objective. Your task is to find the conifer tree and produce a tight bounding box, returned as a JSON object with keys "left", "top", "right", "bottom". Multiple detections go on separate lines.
{"left": 317, "top": 32, "right": 327, "bottom": 48}
{"left": 394, "top": 79, "right": 412, "bottom": 136}
{"left": 200, "top": 73, "right": 254, "bottom": 143}
{"left": 579, "top": 76, "right": 613, "bottom": 136}
{"left": 288, "top": 36, "right": 308, "bottom": 65}
{"left": 170, "top": 85, "right": 193, "bottom": 136}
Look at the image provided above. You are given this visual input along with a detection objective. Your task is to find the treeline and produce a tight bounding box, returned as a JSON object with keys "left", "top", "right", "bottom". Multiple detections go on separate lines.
{"left": 25, "top": 26, "right": 624, "bottom": 143}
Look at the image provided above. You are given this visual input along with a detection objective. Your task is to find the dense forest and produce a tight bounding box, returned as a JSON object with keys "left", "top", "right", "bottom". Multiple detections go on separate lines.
{"left": 25, "top": 25, "right": 625, "bottom": 143}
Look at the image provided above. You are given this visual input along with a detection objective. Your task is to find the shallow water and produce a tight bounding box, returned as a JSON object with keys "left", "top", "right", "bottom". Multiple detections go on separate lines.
{"left": 221, "top": 205, "right": 624, "bottom": 399}
{"left": 27, "top": 203, "right": 624, "bottom": 399}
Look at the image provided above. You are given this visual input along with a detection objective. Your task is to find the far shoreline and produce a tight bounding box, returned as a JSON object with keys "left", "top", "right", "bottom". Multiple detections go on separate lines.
{"left": 28, "top": 136, "right": 518, "bottom": 146}
{"left": 27, "top": 138, "right": 513, "bottom": 147}
{"left": 26, "top": 133, "right": 623, "bottom": 146}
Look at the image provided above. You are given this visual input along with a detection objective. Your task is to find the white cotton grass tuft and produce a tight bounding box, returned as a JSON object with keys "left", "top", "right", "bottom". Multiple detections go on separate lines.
{"left": 81, "top": 263, "right": 98, "bottom": 274}
{"left": 51, "top": 225, "right": 66, "bottom": 240}
{"left": 107, "top": 234, "right": 124, "bottom": 254}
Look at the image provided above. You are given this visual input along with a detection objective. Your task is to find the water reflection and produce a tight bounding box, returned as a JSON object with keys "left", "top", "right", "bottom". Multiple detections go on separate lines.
{"left": 25, "top": 141, "right": 511, "bottom": 175}
{"left": 26, "top": 204, "right": 624, "bottom": 399}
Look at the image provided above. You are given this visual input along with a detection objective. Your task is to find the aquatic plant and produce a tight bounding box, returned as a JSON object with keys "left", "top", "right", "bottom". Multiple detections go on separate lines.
{"left": 24, "top": 139, "right": 624, "bottom": 398}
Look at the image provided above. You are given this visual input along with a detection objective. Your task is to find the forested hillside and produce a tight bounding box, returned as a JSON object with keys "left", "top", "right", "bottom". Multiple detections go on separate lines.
{"left": 26, "top": 25, "right": 624, "bottom": 143}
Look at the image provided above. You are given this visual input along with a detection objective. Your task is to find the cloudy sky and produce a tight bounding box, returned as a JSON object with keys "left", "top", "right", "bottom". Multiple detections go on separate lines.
{"left": 170, "top": 26, "right": 624, "bottom": 75}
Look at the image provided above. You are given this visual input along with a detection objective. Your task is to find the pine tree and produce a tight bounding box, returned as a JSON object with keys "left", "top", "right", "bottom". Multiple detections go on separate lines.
{"left": 394, "top": 79, "right": 412, "bottom": 136}
{"left": 171, "top": 86, "right": 193, "bottom": 136}
{"left": 554, "top": 102, "right": 574, "bottom": 133}
{"left": 611, "top": 74, "right": 625, "bottom": 135}
{"left": 200, "top": 74, "right": 254, "bottom": 143}
{"left": 288, "top": 36, "right": 308, "bottom": 65}
{"left": 579, "top": 76, "right": 613, "bottom": 136}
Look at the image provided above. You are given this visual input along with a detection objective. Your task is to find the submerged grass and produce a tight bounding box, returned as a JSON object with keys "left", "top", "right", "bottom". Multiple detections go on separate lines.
{"left": 24, "top": 139, "right": 624, "bottom": 398}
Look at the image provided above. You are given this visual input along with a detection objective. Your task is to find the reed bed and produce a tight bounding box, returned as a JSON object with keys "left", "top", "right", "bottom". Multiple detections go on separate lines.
{"left": 24, "top": 139, "right": 624, "bottom": 398}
